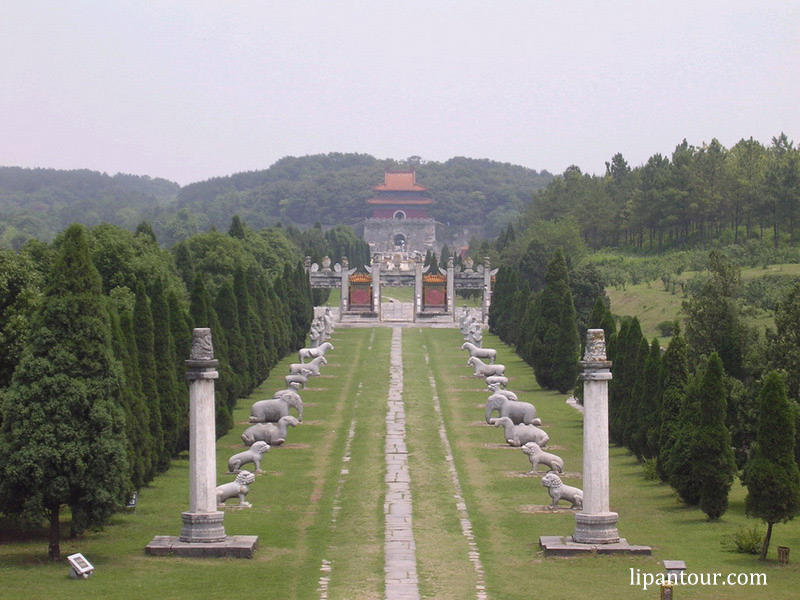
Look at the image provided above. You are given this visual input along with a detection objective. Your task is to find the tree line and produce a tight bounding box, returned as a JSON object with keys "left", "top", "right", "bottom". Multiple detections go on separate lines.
{"left": 0, "top": 217, "right": 313, "bottom": 558}
{"left": 490, "top": 249, "right": 800, "bottom": 558}
{"left": 525, "top": 134, "right": 800, "bottom": 250}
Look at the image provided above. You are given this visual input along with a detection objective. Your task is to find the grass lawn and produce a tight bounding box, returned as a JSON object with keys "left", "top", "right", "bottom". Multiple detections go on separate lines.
{"left": 1, "top": 327, "right": 798, "bottom": 599}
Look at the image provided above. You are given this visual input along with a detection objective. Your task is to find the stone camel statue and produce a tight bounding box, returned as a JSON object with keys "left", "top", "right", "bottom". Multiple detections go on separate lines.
{"left": 228, "top": 441, "right": 270, "bottom": 473}
{"left": 489, "top": 416, "right": 549, "bottom": 447}
{"left": 521, "top": 442, "right": 564, "bottom": 474}
{"left": 241, "top": 415, "right": 300, "bottom": 446}
{"left": 541, "top": 472, "right": 583, "bottom": 510}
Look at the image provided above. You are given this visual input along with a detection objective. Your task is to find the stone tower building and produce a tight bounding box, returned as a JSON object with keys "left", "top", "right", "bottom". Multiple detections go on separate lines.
{"left": 363, "top": 170, "right": 436, "bottom": 253}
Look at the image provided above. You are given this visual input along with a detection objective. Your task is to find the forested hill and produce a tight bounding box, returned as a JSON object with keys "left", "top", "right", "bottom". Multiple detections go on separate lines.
{"left": 0, "top": 167, "right": 179, "bottom": 247}
{"left": 176, "top": 153, "right": 552, "bottom": 235}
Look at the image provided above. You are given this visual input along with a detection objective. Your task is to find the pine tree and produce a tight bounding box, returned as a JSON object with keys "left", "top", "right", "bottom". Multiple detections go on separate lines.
{"left": 744, "top": 371, "right": 800, "bottom": 559}
{"left": 657, "top": 326, "right": 689, "bottom": 482}
{"left": 0, "top": 224, "right": 130, "bottom": 560}
{"left": 228, "top": 215, "right": 246, "bottom": 239}
{"left": 694, "top": 353, "right": 737, "bottom": 519}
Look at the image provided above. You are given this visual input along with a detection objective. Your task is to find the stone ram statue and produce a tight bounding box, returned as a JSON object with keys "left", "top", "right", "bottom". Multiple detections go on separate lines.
{"left": 249, "top": 392, "right": 304, "bottom": 423}
{"left": 485, "top": 375, "right": 508, "bottom": 388}
{"left": 467, "top": 356, "right": 505, "bottom": 377}
{"left": 521, "top": 442, "right": 564, "bottom": 474}
{"left": 284, "top": 373, "right": 309, "bottom": 388}
{"left": 241, "top": 415, "right": 300, "bottom": 446}
{"left": 461, "top": 342, "right": 497, "bottom": 364}
{"left": 228, "top": 441, "right": 270, "bottom": 473}
{"left": 541, "top": 472, "right": 583, "bottom": 510}
{"left": 216, "top": 470, "right": 256, "bottom": 508}
{"left": 489, "top": 416, "right": 549, "bottom": 447}
{"left": 299, "top": 341, "right": 334, "bottom": 363}
{"left": 288, "top": 355, "right": 326, "bottom": 376}
{"left": 484, "top": 393, "right": 538, "bottom": 425}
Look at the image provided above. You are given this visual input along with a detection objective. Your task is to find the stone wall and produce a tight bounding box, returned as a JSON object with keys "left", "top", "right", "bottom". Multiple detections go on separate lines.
{"left": 363, "top": 218, "right": 436, "bottom": 253}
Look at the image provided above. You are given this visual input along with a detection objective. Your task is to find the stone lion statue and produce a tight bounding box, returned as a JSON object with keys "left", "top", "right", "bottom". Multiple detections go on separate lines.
{"left": 521, "top": 442, "right": 564, "bottom": 475}
{"left": 216, "top": 470, "right": 256, "bottom": 508}
{"left": 541, "top": 472, "right": 583, "bottom": 510}
{"left": 228, "top": 441, "right": 270, "bottom": 473}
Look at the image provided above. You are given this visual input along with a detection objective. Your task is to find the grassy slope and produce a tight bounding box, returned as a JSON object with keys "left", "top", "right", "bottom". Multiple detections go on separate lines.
{"left": 1, "top": 327, "right": 798, "bottom": 599}
{"left": 607, "top": 263, "right": 800, "bottom": 340}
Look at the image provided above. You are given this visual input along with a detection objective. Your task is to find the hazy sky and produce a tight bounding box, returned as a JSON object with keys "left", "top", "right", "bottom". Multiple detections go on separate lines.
{"left": 1, "top": 1, "right": 798, "bottom": 185}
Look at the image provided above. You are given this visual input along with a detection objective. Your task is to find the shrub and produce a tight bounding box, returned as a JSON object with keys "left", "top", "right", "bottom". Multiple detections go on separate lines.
{"left": 721, "top": 525, "right": 764, "bottom": 554}
{"left": 657, "top": 320, "right": 676, "bottom": 337}
{"left": 642, "top": 457, "right": 659, "bottom": 481}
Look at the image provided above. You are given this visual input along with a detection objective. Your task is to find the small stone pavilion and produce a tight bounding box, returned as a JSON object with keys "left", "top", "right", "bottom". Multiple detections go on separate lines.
{"left": 363, "top": 170, "right": 436, "bottom": 254}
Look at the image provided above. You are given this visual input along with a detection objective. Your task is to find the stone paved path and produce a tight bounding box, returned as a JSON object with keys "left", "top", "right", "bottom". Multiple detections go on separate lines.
{"left": 384, "top": 327, "right": 420, "bottom": 600}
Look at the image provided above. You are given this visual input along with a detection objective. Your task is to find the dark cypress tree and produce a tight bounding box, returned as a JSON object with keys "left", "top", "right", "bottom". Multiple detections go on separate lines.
{"left": 609, "top": 318, "right": 631, "bottom": 444}
{"left": 625, "top": 336, "right": 651, "bottom": 455}
{"left": 214, "top": 280, "right": 249, "bottom": 400}
{"left": 149, "top": 277, "right": 182, "bottom": 460}
{"left": 657, "top": 326, "right": 689, "bottom": 482}
{"left": 135, "top": 220, "right": 157, "bottom": 243}
{"left": 167, "top": 290, "right": 191, "bottom": 452}
{"left": 133, "top": 279, "right": 164, "bottom": 474}
{"left": 667, "top": 357, "right": 707, "bottom": 506}
{"left": 234, "top": 267, "right": 260, "bottom": 391}
{"left": 0, "top": 224, "right": 129, "bottom": 560}
{"left": 744, "top": 371, "right": 800, "bottom": 559}
{"left": 640, "top": 338, "right": 664, "bottom": 459}
{"left": 694, "top": 353, "right": 737, "bottom": 519}
{"left": 108, "top": 303, "right": 151, "bottom": 491}
{"left": 588, "top": 296, "right": 607, "bottom": 330}
{"left": 173, "top": 243, "right": 195, "bottom": 290}
{"left": 530, "top": 249, "right": 579, "bottom": 393}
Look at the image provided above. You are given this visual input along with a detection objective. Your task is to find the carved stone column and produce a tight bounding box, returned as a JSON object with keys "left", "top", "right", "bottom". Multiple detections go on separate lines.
{"left": 339, "top": 256, "right": 349, "bottom": 321}
{"left": 371, "top": 259, "right": 382, "bottom": 320}
{"left": 414, "top": 260, "right": 423, "bottom": 322}
{"left": 481, "top": 257, "right": 491, "bottom": 323}
{"left": 572, "top": 329, "right": 619, "bottom": 544}
{"left": 446, "top": 257, "right": 455, "bottom": 321}
{"left": 179, "top": 328, "right": 226, "bottom": 543}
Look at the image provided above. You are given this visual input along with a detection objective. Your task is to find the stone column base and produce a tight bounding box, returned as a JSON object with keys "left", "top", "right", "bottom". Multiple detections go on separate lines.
{"left": 572, "top": 511, "right": 619, "bottom": 544}
{"left": 179, "top": 511, "right": 226, "bottom": 543}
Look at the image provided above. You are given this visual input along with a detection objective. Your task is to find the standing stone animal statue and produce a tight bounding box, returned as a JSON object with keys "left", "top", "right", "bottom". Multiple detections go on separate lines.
{"left": 485, "top": 383, "right": 518, "bottom": 401}
{"left": 485, "top": 375, "right": 508, "bottom": 388}
{"left": 299, "top": 342, "right": 334, "bottom": 363}
{"left": 467, "top": 356, "right": 505, "bottom": 377}
{"left": 228, "top": 441, "right": 270, "bottom": 473}
{"left": 521, "top": 442, "right": 564, "bottom": 474}
{"left": 289, "top": 355, "right": 326, "bottom": 376}
{"left": 484, "top": 394, "right": 538, "bottom": 425}
{"left": 249, "top": 392, "right": 304, "bottom": 423}
{"left": 541, "top": 472, "right": 583, "bottom": 510}
{"left": 241, "top": 415, "right": 300, "bottom": 446}
{"left": 461, "top": 342, "right": 497, "bottom": 364}
{"left": 489, "top": 416, "right": 549, "bottom": 447}
{"left": 216, "top": 470, "right": 256, "bottom": 508}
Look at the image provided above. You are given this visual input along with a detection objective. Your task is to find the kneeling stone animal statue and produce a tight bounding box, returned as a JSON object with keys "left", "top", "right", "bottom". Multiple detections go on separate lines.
{"left": 241, "top": 415, "right": 300, "bottom": 446}
{"left": 490, "top": 416, "right": 549, "bottom": 447}
{"left": 521, "top": 442, "right": 564, "bottom": 474}
{"left": 216, "top": 470, "right": 256, "bottom": 508}
{"left": 541, "top": 472, "right": 583, "bottom": 510}
{"left": 228, "top": 441, "right": 270, "bottom": 473}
